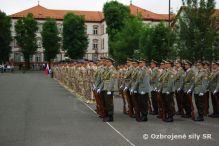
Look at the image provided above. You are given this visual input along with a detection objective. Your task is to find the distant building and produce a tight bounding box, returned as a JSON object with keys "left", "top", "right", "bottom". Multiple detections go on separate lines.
{"left": 9, "top": 4, "right": 172, "bottom": 64}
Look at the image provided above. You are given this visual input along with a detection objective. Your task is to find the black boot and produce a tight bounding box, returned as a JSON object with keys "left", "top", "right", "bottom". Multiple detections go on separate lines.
{"left": 209, "top": 113, "right": 219, "bottom": 118}
{"left": 150, "top": 111, "right": 158, "bottom": 115}
{"left": 136, "top": 113, "right": 141, "bottom": 122}
{"left": 103, "top": 115, "right": 114, "bottom": 122}
{"left": 164, "top": 116, "right": 174, "bottom": 122}
{"left": 195, "top": 115, "right": 204, "bottom": 121}
{"left": 141, "top": 115, "right": 148, "bottom": 122}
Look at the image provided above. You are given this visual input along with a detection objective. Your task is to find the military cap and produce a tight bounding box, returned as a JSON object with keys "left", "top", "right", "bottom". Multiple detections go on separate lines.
{"left": 184, "top": 60, "right": 192, "bottom": 65}
{"left": 196, "top": 60, "right": 204, "bottom": 65}
{"left": 127, "top": 58, "right": 133, "bottom": 62}
{"left": 100, "top": 56, "right": 107, "bottom": 60}
{"left": 160, "top": 59, "right": 166, "bottom": 65}
{"left": 165, "top": 59, "right": 173, "bottom": 64}
{"left": 203, "top": 60, "right": 210, "bottom": 66}
{"left": 132, "top": 59, "right": 139, "bottom": 64}
{"left": 174, "top": 59, "right": 182, "bottom": 64}
{"left": 138, "top": 58, "right": 146, "bottom": 63}
{"left": 105, "top": 57, "right": 115, "bottom": 63}
{"left": 151, "top": 59, "right": 158, "bottom": 64}
{"left": 212, "top": 60, "right": 219, "bottom": 65}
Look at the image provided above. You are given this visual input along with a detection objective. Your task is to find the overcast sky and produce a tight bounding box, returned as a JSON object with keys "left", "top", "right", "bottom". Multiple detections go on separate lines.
{"left": 0, "top": 0, "right": 218, "bottom": 15}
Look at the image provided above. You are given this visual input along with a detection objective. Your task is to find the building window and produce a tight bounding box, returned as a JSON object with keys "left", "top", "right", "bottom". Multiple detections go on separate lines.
{"left": 93, "top": 39, "right": 98, "bottom": 50}
{"left": 37, "top": 37, "right": 42, "bottom": 48}
{"left": 93, "top": 25, "right": 98, "bottom": 35}
{"left": 101, "top": 38, "right": 104, "bottom": 50}
{"left": 35, "top": 54, "right": 41, "bottom": 62}
{"left": 38, "top": 22, "right": 43, "bottom": 32}
{"left": 14, "top": 52, "right": 22, "bottom": 62}
{"left": 57, "top": 23, "right": 62, "bottom": 33}
{"left": 101, "top": 24, "right": 104, "bottom": 34}
{"left": 13, "top": 37, "right": 18, "bottom": 48}
{"left": 30, "top": 55, "right": 33, "bottom": 62}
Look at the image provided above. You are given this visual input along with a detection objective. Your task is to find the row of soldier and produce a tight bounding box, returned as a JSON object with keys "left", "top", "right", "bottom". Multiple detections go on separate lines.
{"left": 52, "top": 58, "right": 219, "bottom": 122}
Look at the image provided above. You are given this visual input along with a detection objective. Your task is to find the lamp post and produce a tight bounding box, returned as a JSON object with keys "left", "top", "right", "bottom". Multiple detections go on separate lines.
{"left": 169, "top": 0, "right": 171, "bottom": 27}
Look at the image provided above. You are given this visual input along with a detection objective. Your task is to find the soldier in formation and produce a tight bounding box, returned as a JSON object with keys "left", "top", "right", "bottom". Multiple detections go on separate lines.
{"left": 53, "top": 58, "right": 219, "bottom": 122}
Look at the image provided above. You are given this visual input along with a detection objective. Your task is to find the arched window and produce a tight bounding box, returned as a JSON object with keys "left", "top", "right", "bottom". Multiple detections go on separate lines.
{"left": 93, "top": 25, "right": 98, "bottom": 35}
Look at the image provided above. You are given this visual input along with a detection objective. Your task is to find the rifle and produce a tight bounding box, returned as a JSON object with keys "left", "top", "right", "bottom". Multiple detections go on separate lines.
{"left": 188, "top": 93, "right": 195, "bottom": 121}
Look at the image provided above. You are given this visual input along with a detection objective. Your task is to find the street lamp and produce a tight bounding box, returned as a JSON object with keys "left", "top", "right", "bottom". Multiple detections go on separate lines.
{"left": 169, "top": 0, "right": 171, "bottom": 27}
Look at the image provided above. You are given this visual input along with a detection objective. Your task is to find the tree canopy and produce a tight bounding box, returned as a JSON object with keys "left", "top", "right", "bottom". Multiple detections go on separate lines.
{"left": 111, "top": 16, "right": 144, "bottom": 64}
{"left": 140, "top": 23, "right": 176, "bottom": 63}
{"left": 0, "top": 11, "right": 12, "bottom": 63}
{"left": 41, "top": 18, "right": 60, "bottom": 63}
{"left": 63, "top": 13, "right": 88, "bottom": 59}
{"left": 177, "top": 0, "right": 218, "bottom": 61}
{"left": 15, "top": 13, "right": 38, "bottom": 69}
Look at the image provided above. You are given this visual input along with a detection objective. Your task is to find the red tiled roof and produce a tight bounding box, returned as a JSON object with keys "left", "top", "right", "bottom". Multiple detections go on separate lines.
{"left": 10, "top": 4, "right": 173, "bottom": 22}
{"left": 11, "top": 5, "right": 104, "bottom": 22}
{"left": 130, "top": 4, "right": 175, "bottom": 21}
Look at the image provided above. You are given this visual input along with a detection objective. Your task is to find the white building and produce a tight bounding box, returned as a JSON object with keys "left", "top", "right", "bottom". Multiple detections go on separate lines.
{"left": 9, "top": 4, "right": 171, "bottom": 64}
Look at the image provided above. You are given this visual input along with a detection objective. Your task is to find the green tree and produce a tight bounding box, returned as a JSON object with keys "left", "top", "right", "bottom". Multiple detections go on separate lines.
{"left": 111, "top": 16, "right": 144, "bottom": 64}
{"left": 63, "top": 13, "right": 88, "bottom": 59}
{"left": 103, "top": 1, "right": 131, "bottom": 56}
{"left": 140, "top": 23, "right": 176, "bottom": 63}
{"left": 15, "top": 13, "right": 38, "bottom": 69}
{"left": 41, "top": 18, "right": 60, "bottom": 65}
{"left": 177, "top": 0, "right": 218, "bottom": 61}
{"left": 0, "top": 11, "right": 12, "bottom": 63}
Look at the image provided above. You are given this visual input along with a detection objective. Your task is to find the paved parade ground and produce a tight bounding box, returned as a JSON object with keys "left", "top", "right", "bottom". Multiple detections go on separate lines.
{"left": 0, "top": 72, "right": 218, "bottom": 146}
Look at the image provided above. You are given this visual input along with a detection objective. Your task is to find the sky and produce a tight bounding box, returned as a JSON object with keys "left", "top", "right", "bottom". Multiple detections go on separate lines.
{"left": 0, "top": 0, "right": 219, "bottom": 15}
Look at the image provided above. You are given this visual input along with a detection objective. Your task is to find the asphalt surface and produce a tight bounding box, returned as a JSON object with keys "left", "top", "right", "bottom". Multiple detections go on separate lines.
{"left": 0, "top": 72, "right": 218, "bottom": 146}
